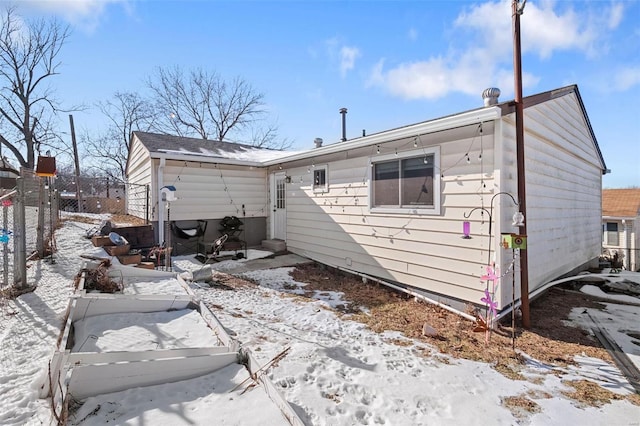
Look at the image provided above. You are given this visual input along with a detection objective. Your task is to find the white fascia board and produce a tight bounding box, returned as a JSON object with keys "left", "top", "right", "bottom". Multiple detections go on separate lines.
{"left": 603, "top": 215, "right": 636, "bottom": 221}
{"left": 150, "top": 152, "right": 263, "bottom": 167}
{"left": 263, "top": 106, "right": 502, "bottom": 167}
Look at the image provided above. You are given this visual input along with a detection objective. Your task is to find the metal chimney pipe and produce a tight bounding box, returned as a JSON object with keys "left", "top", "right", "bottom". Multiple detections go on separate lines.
{"left": 339, "top": 108, "right": 347, "bottom": 141}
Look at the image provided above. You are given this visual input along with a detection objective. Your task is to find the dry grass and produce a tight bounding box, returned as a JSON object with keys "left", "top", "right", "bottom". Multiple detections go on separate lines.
{"left": 61, "top": 214, "right": 147, "bottom": 227}
{"left": 502, "top": 394, "right": 541, "bottom": 420}
{"left": 561, "top": 379, "right": 639, "bottom": 407}
{"left": 288, "top": 263, "right": 640, "bottom": 408}
{"left": 74, "top": 259, "right": 123, "bottom": 293}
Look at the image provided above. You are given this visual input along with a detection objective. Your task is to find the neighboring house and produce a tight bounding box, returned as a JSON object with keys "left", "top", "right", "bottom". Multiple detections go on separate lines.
{"left": 602, "top": 188, "right": 640, "bottom": 271}
{"left": 126, "top": 84, "right": 606, "bottom": 312}
{"left": 0, "top": 156, "right": 19, "bottom": 190}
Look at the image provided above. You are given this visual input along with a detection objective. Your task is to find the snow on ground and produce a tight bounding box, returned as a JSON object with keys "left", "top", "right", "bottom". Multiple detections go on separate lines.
{"left": 69, "top": 364, "right": 290, "bottom": 426}
{"left": 0, "top": 219, "right": 639, "bottom": 425}
{"left": 71, "top": 309, "right": 221, "bottom": 352}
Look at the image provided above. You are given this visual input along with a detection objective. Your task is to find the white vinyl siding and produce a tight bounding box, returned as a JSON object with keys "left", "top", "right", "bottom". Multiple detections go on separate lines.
{"left": 160, "top": 161, "right": 268, "bottom": 221}
{"left": 125, "top": 137, "right": 152, "bottom": 220}
{"left": 282, "top": 123, "right": 498, "bottom": 306}
{"left": 499, "top": 91, "right": 603, "bottom": 305}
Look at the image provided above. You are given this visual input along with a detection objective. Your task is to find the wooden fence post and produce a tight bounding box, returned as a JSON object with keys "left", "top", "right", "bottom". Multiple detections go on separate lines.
{"left": 14, "top": 177, "right": 27, "bottom": 289}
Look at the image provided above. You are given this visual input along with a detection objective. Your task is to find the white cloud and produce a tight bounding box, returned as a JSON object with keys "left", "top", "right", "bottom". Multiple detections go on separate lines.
{"left": 368, "top": 0, "right": 620, "bottom": 101}
{"left": 17, "top": 0, "right": 134, "bottom": 32}
{"left": 611, "top": 66, "right": 640, "bottom": 92}
{"left": 519, "top": 1, "right": 598, "bottom": 59}
{"left": 608, "top": 2, "right": 624, "bottom": 30}
{"left": 325, "top": 37, "right": 361, "bottom": 77}
{"left": 339, "top": 46, "right": 360, "bottom": 77}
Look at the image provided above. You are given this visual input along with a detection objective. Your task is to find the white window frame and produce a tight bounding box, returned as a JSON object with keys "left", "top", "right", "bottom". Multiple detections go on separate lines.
{"left": 312, "top": 164, "right": 329, "bottom": 193}
{"left": 369, "top": 147, "right": 441, "bottom": 215}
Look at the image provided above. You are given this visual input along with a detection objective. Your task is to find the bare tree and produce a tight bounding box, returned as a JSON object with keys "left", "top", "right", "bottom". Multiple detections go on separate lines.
{"left": 148, "top": 66, "right": 281, "bottom": 146}
{"left": 249, "top": 122, "right": 292, "bottom": 150}
{"left": 84, "top": 91, "right": 156, "bottom": 181}
{"left": 0, "top": 7, "right": 70, "bottom": 170}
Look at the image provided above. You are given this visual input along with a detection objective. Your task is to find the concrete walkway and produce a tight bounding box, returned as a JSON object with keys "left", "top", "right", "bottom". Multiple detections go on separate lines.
{"left": 220, "top": 252, "right": 312, "bottom": 274}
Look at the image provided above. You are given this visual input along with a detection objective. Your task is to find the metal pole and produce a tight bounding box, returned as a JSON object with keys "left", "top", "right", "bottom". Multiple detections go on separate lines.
{"left": 69, "top": 114, "right": 84, "bottom": 213}
{"left": 36, "top": 177, "right": 45, "bottom": 257}
{"left": 513, "top": 0, "right": 530, "bottom": 328}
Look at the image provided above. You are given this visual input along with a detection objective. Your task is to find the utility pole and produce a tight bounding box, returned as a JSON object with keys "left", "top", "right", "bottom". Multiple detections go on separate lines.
{"left": 512, "top": 0, "right": 530, "bottom": 328}
{"left": 69, "top": 115, "right": 84, "bottom": 213}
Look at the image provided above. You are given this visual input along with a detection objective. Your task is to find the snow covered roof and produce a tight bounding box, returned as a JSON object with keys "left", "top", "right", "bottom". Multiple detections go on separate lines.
{"left": 133, "top": 131, "right": 301, "bottom": 165}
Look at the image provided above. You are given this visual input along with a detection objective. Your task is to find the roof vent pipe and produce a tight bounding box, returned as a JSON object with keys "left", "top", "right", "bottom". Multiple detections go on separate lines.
{"left": 314, "top": 138, "right": 323, "bottom": 148}
{"left": 482, "top": 87, "right": 501, "bottom": 106}
{"left": 339, "top": 107, "right": 347, "bottom": 141}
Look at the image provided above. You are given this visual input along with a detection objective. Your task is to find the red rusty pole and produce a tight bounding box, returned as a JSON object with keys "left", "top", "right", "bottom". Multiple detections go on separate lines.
{"left": 512, "top": 0, "right": 530, "bottom": 329}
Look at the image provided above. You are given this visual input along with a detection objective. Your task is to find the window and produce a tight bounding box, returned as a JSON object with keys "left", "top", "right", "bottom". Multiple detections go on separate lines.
{"left": 313, "top": 165, "right": 328, "bottom": 193}
{"left": 370, "top": 147, "right": 440, "bottom": 214}
{"left": 603, "top": 222, "right": 619, "bottom": 246}
{"left": 276, "top": 177, "right": 285, "bottom": 209}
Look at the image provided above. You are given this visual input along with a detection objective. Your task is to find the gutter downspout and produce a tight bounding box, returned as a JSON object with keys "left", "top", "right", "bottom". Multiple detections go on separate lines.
{"left": 158, "top": 158, "right": 166, "bottom": 245}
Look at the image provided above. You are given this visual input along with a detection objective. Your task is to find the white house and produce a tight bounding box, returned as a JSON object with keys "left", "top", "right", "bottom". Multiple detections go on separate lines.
{"left": 125, "top": 132, "right": 292, "bottom": 254}
{"left": 126, "top": 84, "right": 606, "bottom": 312}
{"left": 602, "top": 188, "right": 640, "bottom": 271}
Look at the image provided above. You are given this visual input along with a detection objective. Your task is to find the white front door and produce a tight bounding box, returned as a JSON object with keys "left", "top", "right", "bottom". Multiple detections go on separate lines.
{"left": 270, "top": 172, "right": 287, "bottom": 240}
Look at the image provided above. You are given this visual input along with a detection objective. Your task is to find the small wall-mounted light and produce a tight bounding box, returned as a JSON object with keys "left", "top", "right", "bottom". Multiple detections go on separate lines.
{"left": 285, "top": 176, "right": 291, "bottom": 183}
{"left": 462, "top": 221, "right": 471, "bottom": 239}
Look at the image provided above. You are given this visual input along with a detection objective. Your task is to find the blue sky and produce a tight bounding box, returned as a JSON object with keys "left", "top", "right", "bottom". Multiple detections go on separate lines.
{"left": 15, "top": 0, "right": 640, "bottom": 188}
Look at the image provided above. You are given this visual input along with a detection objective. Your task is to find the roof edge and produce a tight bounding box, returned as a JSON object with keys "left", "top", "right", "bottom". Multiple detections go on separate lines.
{"left": 499, "top": 84, "right": 607, "bottom": 174}
{"left": 149, "top": 151, "right": 264, "bottom": 167}
{"left": 263, "top": 106, "right": 502, "bottom": 166}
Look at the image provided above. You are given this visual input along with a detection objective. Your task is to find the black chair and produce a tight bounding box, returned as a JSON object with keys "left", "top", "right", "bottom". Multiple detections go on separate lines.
{"left": 171, "top": 220, "right": 207, "bottom": 254}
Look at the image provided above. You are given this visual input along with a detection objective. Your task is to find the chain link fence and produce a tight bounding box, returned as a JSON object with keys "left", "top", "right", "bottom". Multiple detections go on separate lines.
{"left": 1, "top": 171, "right": 150, "bottom": 293}
{"left": 1, "top": 169, "right": 59, "bottom": 292}
{"left": 56, "top": 174, "right": 127, "bottom": 215}
{"left": 0, "top": 190, "right": 16, "bottom": 292}
{"left": 54, "top": 175, "right": 149, "bottom": 221}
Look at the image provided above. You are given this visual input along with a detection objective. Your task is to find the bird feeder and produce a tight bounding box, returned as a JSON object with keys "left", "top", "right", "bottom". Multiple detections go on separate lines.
{"left": 35, "top": 156, "right": 56, "bottom": 177}
{"left": 160, "top": 185, "right": 178, "bottom": 202}
{"left": 462, "top": 221, "right": 471, "bottom": 239}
